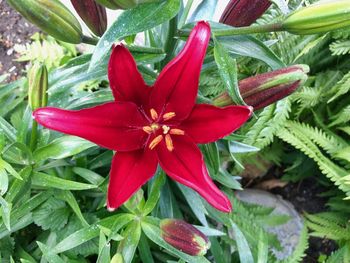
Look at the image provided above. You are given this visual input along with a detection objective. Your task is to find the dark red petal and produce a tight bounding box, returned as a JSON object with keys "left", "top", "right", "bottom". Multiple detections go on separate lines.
{"left": 33, "top": 102, "right": 148, "bottom": 151}
{"left": 157, "top": 135, "right": 232, "bottom": 212}
{"left": 107, "top": 149, "right": 158, "bottom": 210}
{"left": 150, "top": 21, "right": 211, "bottom": 121}
{"left": 180, "top": 104, "right": 252, "bottom": 144}
{"left": 108, "top": 44, "right": 151, "bottom": 105}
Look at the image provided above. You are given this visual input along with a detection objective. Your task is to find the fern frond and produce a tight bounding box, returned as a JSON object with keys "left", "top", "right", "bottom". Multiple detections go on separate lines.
{"left": 329, "top": 105, "right": 350, "bottom": 127}
{"left": 243, "top": 99, "right": 291, "bottom": 149}
{"left": 282, "top": 224, "right": 308, "bottom": 263}
{"left": 328, "top": 71, "right": 350, "bottom": 103}
{"left": 330, "top": 40, "right": 350, "bottom": 56}
{"left": 276, "top": 122, "right": 350, "bottom": 196}
{"left": 286, "top": 121, "right": 348, "bottom": 155}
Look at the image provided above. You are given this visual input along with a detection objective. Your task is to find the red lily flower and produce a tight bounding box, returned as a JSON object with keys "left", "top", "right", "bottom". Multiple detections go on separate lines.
{"left": 33, "top": 22, "right": 252, "bottom": 212}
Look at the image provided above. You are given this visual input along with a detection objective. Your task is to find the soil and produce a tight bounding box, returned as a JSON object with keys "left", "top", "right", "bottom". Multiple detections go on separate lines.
{"left": 0, "top": 0, "right": 38, "bottom": 81}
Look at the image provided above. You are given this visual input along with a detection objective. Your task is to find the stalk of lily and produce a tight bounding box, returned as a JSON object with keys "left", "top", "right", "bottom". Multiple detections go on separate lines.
{"left": 28, "top": 63, "right": 48, "bottom": 151}
{"left": 220, "top": 0, "right": 272, "bottom": 27}
{"left": 213, "top": 65, "right": 309, "bottom": 110}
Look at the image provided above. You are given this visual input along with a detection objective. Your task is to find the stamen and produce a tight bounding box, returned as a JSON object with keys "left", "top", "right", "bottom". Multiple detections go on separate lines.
{"left": 162, "top": 125, "right": 171, "bottom": 134}
{"left": 149, "top": 135, "right": 163, "bottom": 150}
{"left": 165, "top": 134, "right": 174, "bottom": 152}
{"left": 163, "top": 112, "right": 176, "bottom": 121}
{"left": 150, "top": 108, "right": 158, "bottom": 121}
{"left": 143, "top": 126, "right": 153, "bottom": 134}
{"left": 170, "top": 129, "right": 185, "bottom": 135}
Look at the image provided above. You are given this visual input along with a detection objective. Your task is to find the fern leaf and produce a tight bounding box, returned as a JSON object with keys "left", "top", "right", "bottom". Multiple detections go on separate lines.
{"left": 328, "top": 71, "right": 350, "bottom": 103}
{"left": 244, "top": 99, "right": 291, "bottom": 149}
{"left": 330, "top": 40, "right": 350, "bottom": 56}
{"left": 276, "top": 122, "right": 350, "bottom": 196}
{"left": 282, "top": 224, "right": 308, "bottom": 263}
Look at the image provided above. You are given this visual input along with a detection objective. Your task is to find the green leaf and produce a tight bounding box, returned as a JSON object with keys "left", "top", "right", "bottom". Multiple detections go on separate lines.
{"left": 72, "top": 167, "right": 104, "bottom": 185}
{"left": 5, "top": 166, "right": 32, "bottom": 204}
{"left": 37, "top": 242, "right": 65, "bottom": 263}
{"left": 56, "top": 190, "right": 89, "bottom": 227}
{"left": 214, "top": 38, "right": 246, "bottom": 105}
{"left": 33, "top": 197, "right": 70, "bottom": 231}
{"left": 97, "top": 231, "right": 110, "bottom": 263}
{"left": 257, "top": 230, "right": 268, "bottom": 263}
{"left": 32, "top": 172, "right": 97, "bottom": 190}
{"left": 0, "top": 159, "right": 22, "bottom": 180}
{"left": 138, "top": 233, "right": 154, "bottom": 263}
{"left": 89, "top": 0, "right": 181, "bottom": 72}
{"left": 0, "top": 117, "right": 16, "bottom": 142}
{"left": 229, "top": 141, "right": 260, "bottom": 153}
{"left": 0, "top": 196, "right": 12, "bottom": 231}
{"left": 33, "top": 136, "right": 95, "bottom": 162}
{"left": 230, "top": 220, "right": 254, "bottom": 263}
{"left": 141, "top": 217, "right": 211, "bottom": 263}
{"left": 201, "top": 143, "right": 220, "bottom": 175}
{"left": 143, "top": 171, "right": 166, "bottom": 216}
{"left": 117, "top": 220, "right": 141, "bottom": 263}
{"left": 0, "top": 169, "right": 8, "bottom": 195}
{"left": 189, "top": 0, "right": 217, "bottom": 21}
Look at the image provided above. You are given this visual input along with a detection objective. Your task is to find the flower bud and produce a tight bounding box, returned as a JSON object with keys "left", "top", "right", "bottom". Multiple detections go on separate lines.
{"left": 160, "top": 219, "right": 210, "bottom": 256}
{"left": 28, "top": 63, "right": 48, "bottom": 111}
{"left": 282, "top": 0, "right": 350, "bottom": 35}
{"left": 95, "top": 0, "right": 158, "bottom": 10}
{"left": 7, "top": 0, "right": 83, "bottom": 44}
{"left": 214, "top": 65, "right": 309, "bottom": 110}
{"left": 71, "top": 0, "right": 107, "bottom": 36}
{"left": 111, "top": 253, "right": 124, "bottom": 263}
{"left": 220, "top": 0, "right": 272, "bottom": 27}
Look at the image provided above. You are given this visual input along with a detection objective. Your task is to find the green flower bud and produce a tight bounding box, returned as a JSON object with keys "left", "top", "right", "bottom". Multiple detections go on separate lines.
{"left": 7, "top": 0, "right": 83, "bottom": 43}
{"left": 28, "top": 63, "right": 48, "bottom": 111}
{"left": 95, "top": 0, "right": 158, "bottom": 10}
{"left": 160, "top": 219, "right": 210, "bottom": 256}
{"left": 111, "top": 253, "right": 124, "bottom": 263}
{"left": 282, "top": 0, "right": 350, "bottom": 35}
{"left": 214, "top": 65, "right": 309, "bottom": 110}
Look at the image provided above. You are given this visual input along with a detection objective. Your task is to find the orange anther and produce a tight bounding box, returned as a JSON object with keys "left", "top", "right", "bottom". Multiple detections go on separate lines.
{"left": 169, "top": 129, "right": 185, "bottom": 135}
{"left": 163, "top": 112, "right": 176, "bottom": 121}
{"left": 165, "top": 134, "right": 174, "bottom": 152}
{"left": 150, "top": 108, "right": 159, "bottom": 120}
{"left": 149, "top": 135, "right": 163, "bottom": 150}
{"left": 143, "top": 126, "right": 153, "bottom": 134}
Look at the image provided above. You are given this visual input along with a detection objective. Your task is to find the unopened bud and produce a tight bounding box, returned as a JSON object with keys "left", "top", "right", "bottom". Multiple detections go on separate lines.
{"left": 214, "top": 65, "right": 309, "bottom": 110}
{"left": 7, "top": 0, "right": 83, "bottom": 44}
{"left": 28, "top": 63, "right": 48, "bottom": 111}
{"left": 220, "top": 0, "right": 272, "bottom": 27}
{"left": 96, "top": 0, "right": 159, "bottom": 9}
{"left": 71, "top": 0, "right": 107, "bottom": 37}
{"left": 111, "top": 253, "right": 124, "bottom": 263}
{"left": 160, "top": 219, "right": 210, "bottom": 256}
{"left": 282, "top": 0, "right": 350, "bottom": 35}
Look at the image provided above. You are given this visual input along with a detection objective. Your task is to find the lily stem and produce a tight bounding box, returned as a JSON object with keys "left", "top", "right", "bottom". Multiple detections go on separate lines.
{"left": 29, "top": 121, "right": 38, "bottom": 151}
{"left": 179, "top": 23, "right": 284, "bottom": 37}
{"left": 82, "top": 35, "right": 99, "bottom": 45}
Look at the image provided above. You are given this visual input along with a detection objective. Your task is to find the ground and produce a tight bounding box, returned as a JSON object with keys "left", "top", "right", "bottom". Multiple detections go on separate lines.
{"left": 0, "top": 0, "right": 38, "bottom": 81}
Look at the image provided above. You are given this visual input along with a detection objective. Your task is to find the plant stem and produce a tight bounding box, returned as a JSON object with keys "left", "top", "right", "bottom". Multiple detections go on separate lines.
{"left": 162, "top": 15, "right": 178, "bottom": 67}
{"left": 82, "top": 35, "right": 99, "bottom": 45}
{"left": 30, "top": 121, "right": 38, "bottom": 151}
{"left": 179, "top": 23, "right": 284, "bottom": 37}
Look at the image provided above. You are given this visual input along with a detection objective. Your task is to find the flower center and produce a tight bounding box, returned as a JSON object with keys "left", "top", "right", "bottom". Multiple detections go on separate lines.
{"left": 143, "top": 108, "right": 185, "bottom": 152}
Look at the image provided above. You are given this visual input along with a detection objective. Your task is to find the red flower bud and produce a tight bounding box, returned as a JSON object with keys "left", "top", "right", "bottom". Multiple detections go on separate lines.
{"left": 160, "top": 219, "right": 210, "bottom": 256}
{"left": 214, "top": 65, "right": 309, "bottom": 110}
{"left": 220, "top": 0, "right": 272, "bottom": 27}
{"left": 71, "top": 0, "right": 107, "bottom": 36}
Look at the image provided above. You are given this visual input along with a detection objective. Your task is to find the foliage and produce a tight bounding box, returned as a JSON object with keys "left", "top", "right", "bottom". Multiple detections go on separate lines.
{"left": 1, "top": 0, "right": 350, "bottom": 262}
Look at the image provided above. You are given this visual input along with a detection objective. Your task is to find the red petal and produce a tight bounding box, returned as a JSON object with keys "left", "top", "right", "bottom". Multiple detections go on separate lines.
{"left": 108, "top": 44, "right": 151, "bottom": 105}
{"left": 180, "top": 104, "right": 252, "bottom": 144}
{"left": 157, "top": 135, "right": 232, "bottom": 212}
{"left": 107, "top": 149, "right": 158, "bottom": 210}
{"left": 150, "top": 21, "right": 211, "bottom": 121}
{"left": 33, "top": 102, "right": 148, "bottom": 151}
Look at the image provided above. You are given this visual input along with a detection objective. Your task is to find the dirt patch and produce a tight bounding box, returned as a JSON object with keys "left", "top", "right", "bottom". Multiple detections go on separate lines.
{"left": 0, "top": 0, "right": 38, "bottom": 81}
